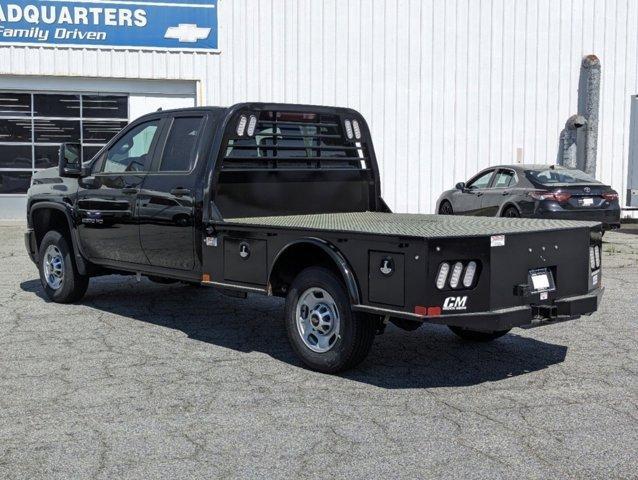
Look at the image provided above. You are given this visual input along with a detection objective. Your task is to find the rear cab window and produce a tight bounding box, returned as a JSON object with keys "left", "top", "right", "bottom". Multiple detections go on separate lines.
{"left": 159, "top": 116, "right": 205, "bottom": 172}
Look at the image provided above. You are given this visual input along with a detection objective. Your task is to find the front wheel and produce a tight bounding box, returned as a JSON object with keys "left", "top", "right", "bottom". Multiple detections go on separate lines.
{"left": 448, "top": 326, "right": 511, "bottom": 342}
{"left": 284, "top": 267, "right": 375, "bottom": 373}
{"left": 439, "top": 201, "right": 454, "bottom": 215}
{"left": 38, "top": 230, "right": 89, "bottom": 303}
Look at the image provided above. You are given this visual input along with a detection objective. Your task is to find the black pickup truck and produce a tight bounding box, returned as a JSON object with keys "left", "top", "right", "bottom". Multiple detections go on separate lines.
{"left": 25, "top": 103, "right": 604, "bottom": 373}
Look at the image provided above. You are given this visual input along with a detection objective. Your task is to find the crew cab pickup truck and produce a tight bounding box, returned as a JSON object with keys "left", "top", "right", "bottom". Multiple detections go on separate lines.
{"left": 25, "top": 103, "right": 604, "bottom": 373}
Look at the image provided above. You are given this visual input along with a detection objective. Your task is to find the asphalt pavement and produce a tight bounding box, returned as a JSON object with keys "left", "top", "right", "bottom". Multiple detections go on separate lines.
{"left": 0, "top": 223, "right": 636, "bottom": 479}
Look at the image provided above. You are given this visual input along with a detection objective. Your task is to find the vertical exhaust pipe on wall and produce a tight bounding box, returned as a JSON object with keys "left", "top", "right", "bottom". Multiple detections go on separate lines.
{"left": 578, "top": 55, "right": 601, "bottom": 176}
{"left": 560, "top": 114, "right": 587, "bottom": 168}
{"left": 557, "top": 55, "right": 601, "bottom": 176}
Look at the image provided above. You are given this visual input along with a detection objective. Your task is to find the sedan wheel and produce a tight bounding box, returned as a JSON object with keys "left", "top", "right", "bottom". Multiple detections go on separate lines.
{"left": 502, "top": 207, "right": 520, "bottom": 218}
{"left": 439, "top": 201, "right": 453, "bottom": 215}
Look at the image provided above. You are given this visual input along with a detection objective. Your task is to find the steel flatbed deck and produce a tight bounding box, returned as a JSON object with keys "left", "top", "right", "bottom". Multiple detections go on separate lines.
{"left": 222, "top": 211, "right": 600, "bottom": 238}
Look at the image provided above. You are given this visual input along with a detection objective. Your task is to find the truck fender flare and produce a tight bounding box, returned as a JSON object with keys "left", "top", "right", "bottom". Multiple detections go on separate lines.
{"left": 269, "top": 238, "right": 361, "bottom": 305}
{"left": 29, "top": 201, "right": 88, "bottom": 275}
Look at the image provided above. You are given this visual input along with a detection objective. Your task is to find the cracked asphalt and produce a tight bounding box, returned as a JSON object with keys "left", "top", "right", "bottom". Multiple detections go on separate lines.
{"left": 0, "top": 223, "right": 637, "bottom": 479}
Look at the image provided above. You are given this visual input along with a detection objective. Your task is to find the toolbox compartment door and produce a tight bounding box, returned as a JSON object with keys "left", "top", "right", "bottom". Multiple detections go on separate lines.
{"left": 368, "top": 251, "right": 405, "bottom": 307}
{"left": 223, "top": 237, "right": 268, "bottom": 285}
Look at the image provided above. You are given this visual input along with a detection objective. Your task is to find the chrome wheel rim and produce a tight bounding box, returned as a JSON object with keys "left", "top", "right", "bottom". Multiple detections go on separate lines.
{"left": 296, "top": 287, "right": 341, "bottom": 353}
{"left": 43, "top": 245, "right": 64, "bottom": 290}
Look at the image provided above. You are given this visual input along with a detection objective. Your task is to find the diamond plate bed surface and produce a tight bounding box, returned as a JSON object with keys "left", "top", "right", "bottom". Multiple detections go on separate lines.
{"left": 222, "top": 212, "right": 599, "bottom": 238}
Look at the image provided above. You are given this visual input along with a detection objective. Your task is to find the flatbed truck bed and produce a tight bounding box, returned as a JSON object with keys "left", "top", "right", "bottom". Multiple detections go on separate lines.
{"left": 222, "top": 211, "right": 600, "bottom": 238}
{"left": 26, "top": 102, "right": 605, "bottom": 372}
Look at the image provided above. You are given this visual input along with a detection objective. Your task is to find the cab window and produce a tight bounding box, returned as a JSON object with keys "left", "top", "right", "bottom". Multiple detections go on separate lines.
{"left": 159, "top": 116, "right": 204, "bottom": 172}
{"left": 492, "top": 170, "right": 516, "bottom": 188}
{"left": 103, "top": 120, "right": 160, "bottom": 173}
{"left": 467, "top": 170, "right": 494, "bottom": 189}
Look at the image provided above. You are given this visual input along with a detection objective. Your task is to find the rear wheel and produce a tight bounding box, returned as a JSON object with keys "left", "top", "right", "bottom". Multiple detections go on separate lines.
{"left": 38, "top": 230, "right": 89, "bottom": 303}
{"left": 284, "top": 267, "right": 375, "bottom": 373}
{"left": 502, "top": 206, "right": 520, "bottom": 218}
{"left": 439, "top": 201, "right": 454, "bottom": 215}
{"left": 448, "top": 326, "right": 511, "bottom": 342}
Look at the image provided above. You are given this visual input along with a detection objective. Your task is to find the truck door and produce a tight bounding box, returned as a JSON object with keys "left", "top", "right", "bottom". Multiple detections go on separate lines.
{"left": 76, "top": 118, "right": 163, "bottom": 264}
{"left": 138, "top": 114, "right": 206, "bottom": 270}
{"left": 480, "top": 169, "right": 516, "bottom": 216}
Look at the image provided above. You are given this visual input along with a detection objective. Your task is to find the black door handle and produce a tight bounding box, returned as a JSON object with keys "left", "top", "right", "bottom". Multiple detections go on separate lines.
{"left": 502, "top": 191, "right": 510, "bottom": 195}
{"left": 170, "top": 188, "right": 191, "bottom": 197}
{"left": 476, "top": 192, "right": 484, "bottom": 197}
{"left": 122, "top": 187, "right": 139, "bottom": 194}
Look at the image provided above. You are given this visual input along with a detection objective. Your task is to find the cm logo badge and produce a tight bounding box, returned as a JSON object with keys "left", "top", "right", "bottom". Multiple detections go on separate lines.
{"left": 443, "top": 296, "right": 468, "bottom": 311}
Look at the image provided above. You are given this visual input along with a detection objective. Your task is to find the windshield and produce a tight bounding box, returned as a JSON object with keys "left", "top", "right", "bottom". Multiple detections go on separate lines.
{"left": 525, "top": 167, "right": 599, "bottom": 185}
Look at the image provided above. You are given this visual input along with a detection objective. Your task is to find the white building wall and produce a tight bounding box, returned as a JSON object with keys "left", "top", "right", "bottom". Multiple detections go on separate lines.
{"left": 1, "top": 0, "right": 636, "bottom": 214}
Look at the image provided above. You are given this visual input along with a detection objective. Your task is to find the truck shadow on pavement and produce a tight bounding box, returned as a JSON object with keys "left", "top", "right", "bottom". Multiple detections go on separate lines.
{"left": 20, "top": 277, "right": 568, "bottom": 389}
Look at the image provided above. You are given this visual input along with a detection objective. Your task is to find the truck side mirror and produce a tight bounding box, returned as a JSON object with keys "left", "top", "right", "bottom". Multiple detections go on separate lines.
{"left": 455, "top": 182, "right": 466, "bottom": 190}
{"left": 58, "top": 143, "right": 82, "bottom": 178}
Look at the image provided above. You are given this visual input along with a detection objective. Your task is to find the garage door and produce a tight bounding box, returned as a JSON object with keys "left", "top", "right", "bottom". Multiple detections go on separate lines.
{"left": 0, "top": 83, "right": 196, "bottom": 219}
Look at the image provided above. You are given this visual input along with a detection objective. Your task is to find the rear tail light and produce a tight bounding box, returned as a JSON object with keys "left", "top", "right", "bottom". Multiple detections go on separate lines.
{"left": 528, "top": 191, "right": 572, "bottom": 203}
{"left": 436, "top": 262, "right": 450, "bottom": 290}
{"left": 449, "top": 262, "right": 464, "bottom": 289}
{"left": 436, "top": 260, "right": 480, "bottom": 290}
{"left": 602, "top": 192, "right": 618, "bottom": 201}
{"left": 463, "top": 261, "right": 477, "bottom": 288}
{"left": 589, "top": 245, "right": 601, "bottom": 270}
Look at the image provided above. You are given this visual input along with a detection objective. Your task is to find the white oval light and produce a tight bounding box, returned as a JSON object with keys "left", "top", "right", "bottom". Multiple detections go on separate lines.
{"left": 436, "top": 262, "right": 450, "bottom": 290}
{"left": 463, "top": 261, "right": 477, "bottom": 288}
{"left": 352, "top": 119, "right": 361, "bottom": 139}
{"left": 594, "top": 245, "right": 600, "bottom": 268}
{"left": 449, "top": 262, "right": 464, "bottom": 289}
{"left": 236, "top": 115, "right": 248, "bottom": 136}
{"left": 344, "top": 120, "right": 354, "bottom": 139}
{"left": 589, "top": 246, "right": 596, "bottom": 270}
{"left": 247, "top": 115, "right": 258, "bottom": 136}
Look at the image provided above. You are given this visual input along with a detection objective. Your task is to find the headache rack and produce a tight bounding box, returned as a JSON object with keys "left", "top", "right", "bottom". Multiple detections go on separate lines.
{"left": 221, "top": 110, "right": 370, "bottom": 172}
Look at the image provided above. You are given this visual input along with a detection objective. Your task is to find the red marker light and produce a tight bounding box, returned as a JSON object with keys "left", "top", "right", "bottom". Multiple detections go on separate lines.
{"left": 528, "top": 191, "right": 572, "bottom": 203}
{"left": 414, "top": 306, "right": 428, "bottom": 316}
{"left": 602, "top": 192, "right": 618, "bottom": 201}
{"left": 427, "top": 306, "right": 442, "bottom": 316}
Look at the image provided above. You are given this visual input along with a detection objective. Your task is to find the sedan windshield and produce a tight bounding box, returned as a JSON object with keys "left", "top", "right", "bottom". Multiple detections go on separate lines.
{"left": 525, "top": 167, "right": 599, "bottom": 185}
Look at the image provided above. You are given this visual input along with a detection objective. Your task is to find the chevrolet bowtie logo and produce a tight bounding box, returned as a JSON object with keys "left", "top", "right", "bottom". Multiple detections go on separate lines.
{"left": 164, "top": 24, "right": 211, "bottom": 43}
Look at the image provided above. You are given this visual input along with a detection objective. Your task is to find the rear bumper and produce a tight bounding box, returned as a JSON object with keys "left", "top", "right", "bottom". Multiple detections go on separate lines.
{"left": 25, "top": 229, "right": 37, "bottom": 263}
{"left": 534, "top": 207, "right": 620, "bottom": 230}
{"left": 354, "top": 287, "right": 604, "bottom": 332}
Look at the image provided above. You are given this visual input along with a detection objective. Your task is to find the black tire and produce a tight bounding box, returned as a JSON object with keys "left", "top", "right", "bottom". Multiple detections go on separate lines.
{"left": 284, "top": 267, "right": 375, "bottom": 373}
{"left": 439, "top": 201, "right": 454, "bottom": 215}
{"left": 38, "top": 230, "right": 89, "bottom": 303}
{"left": 501, "top": 206, "right": 520, "bottom": 218}
{"left": 448, "top": 326, "right": 511, "bottom": 342}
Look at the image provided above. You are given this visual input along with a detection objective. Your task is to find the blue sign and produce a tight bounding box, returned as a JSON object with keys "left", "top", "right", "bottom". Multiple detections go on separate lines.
{"left": 0, "top": 0, "right": 218, "bottom": 51}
